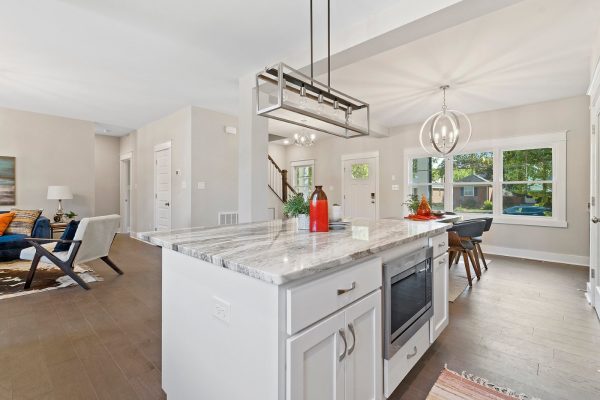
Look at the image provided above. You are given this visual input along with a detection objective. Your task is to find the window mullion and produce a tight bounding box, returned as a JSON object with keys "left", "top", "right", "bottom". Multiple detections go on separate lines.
{"left": 445, "top": 155, "right": 453, "bottom": 212}
{"left": 494, "top": 149, "right": 502, "bottom": 216}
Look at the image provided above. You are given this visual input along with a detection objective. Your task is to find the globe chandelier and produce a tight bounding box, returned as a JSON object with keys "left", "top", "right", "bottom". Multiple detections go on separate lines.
{"left": 419, "top": 85, "right": 471, "bottom": 156}
{"left": 293, "top": 130, "right": 316, "bottom": 147}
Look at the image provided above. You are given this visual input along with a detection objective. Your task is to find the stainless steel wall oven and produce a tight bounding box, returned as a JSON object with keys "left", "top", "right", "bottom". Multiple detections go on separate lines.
{"left": 383, "top": 246, "right": 433, "bottom": 359}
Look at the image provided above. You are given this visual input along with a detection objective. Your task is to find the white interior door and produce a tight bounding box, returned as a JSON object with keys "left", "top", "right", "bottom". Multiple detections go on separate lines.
{"left": 590, "top": 111, "right": 600, "bottom": 318}
{"left": 343, "top": 156, "right": 378, "bottom": 219}
{"left": 120, "top": 158, "right": 131, "bottom": 233}
{"left": 154, "top": 144, "right": 172, "bottom": 231}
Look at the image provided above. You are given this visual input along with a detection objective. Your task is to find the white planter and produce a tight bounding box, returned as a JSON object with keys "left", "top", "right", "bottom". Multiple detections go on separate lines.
{"left": 331, "top": 205, "right": 342, "bottom": 222}
{"left": 296, "top": 214, "right": 310, "bottom": 230}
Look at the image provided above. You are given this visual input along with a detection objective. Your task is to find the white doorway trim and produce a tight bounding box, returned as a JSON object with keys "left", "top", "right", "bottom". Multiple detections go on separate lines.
{"left": 119, "top": 152, "right": 133, "bottom": 234}
{"left": 154, "top": 141, "right": 172, "bottom": 231}
{"left": 341, "top": 151, "right": 380, "bottom": 219}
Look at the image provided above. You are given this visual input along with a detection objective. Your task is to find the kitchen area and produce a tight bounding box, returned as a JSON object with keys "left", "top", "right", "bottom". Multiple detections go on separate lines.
{"left": 140, "top": 216, "right": 455, "bottom": 399}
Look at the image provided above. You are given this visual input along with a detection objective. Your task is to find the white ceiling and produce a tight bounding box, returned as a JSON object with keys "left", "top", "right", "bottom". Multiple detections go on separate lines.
{"left": 0, "top": 0, "right": 463, "bottom": 134}
{"left": 324, "top": 0, "right": 600, "bottom": 129}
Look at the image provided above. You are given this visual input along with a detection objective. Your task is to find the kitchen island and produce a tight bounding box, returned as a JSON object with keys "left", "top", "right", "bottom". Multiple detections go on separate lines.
{"left": 140, "top": 218, "right": 452, "bottom": 400}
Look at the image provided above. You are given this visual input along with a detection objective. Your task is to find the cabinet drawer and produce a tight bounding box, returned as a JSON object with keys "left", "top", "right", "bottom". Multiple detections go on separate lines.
{"left": 430, "top": 233, "right": 448, "bottom": 259}
{"left": 286, "top": 257, "right": 382, "bottom": 336}
{"left": 384, "top": 322, "right": 430, "bottom": 397}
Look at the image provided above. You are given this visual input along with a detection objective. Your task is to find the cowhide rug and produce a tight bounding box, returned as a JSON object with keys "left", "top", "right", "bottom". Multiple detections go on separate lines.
{"left": 0, "top": 257, "right": 102, "bottom": 300}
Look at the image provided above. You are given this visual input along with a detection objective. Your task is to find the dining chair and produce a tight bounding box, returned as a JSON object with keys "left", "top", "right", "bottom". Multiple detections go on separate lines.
{"left": 447, "top": 220, "right": 486, "bottom": 286}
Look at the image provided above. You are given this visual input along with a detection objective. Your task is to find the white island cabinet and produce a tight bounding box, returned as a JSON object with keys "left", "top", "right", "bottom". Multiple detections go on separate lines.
{"left": 140, "top": 218, "right": 452, "bottom": 400}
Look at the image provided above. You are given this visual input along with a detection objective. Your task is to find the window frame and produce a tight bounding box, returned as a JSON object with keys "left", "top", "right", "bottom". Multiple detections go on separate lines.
{"left": 291, "top": 159, "right": 315, "bottom": 199}
{"left": 404, "top": 132, "right": 567, "bottom": 228}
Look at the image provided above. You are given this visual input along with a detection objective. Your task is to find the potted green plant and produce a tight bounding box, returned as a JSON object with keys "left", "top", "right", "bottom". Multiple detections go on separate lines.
{"left": 401, "top": 194, "right": 420, "bottom": 215}
{"left": 283, "top": 194, "right": 310, "bottom": 230}
{"left": 64, "top": 210, "right": 78, "bottom": 221}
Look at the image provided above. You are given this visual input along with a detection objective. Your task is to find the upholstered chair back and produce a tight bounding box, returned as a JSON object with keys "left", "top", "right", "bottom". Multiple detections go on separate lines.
{"left": 67, "top": 215, "right": 120, "bottom": 264}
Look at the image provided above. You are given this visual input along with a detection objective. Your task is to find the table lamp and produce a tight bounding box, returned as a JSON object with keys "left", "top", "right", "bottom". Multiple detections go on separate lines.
{"left": 47, "top": 186, "right": 73, "bottom": 222}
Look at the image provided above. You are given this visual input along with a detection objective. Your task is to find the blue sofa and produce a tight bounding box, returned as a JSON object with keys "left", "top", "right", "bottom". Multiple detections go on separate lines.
{"left": 0, "top": 211, "right": 51, "bottom": 262}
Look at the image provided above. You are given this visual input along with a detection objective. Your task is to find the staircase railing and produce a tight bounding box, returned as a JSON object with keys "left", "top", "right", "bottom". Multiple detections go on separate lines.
{"left": 268, "top": 155, "right": 297, "bottom": 203}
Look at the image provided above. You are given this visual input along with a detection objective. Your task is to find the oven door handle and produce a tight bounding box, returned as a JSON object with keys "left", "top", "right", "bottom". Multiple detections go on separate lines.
{"left": 338, "top": 329, "right": 348, "bottom": 362}
{"left": 347, "top": 323, "right": 356, "bottom": 356}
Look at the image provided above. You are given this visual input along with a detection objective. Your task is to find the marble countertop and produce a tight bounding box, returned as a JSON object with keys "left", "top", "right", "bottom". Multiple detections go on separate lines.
{"left": 138, "top": 218, "right": 451, "bottom": 285}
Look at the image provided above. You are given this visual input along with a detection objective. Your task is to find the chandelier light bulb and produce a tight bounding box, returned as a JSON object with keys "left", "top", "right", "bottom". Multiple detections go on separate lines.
{"left": 419, "top": 85, "right": 471, "bottom": 156}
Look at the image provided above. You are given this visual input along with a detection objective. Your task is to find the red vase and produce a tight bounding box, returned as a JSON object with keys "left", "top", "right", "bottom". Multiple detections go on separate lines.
{"left": 417, "top": 195, "right": 431, "bottom": 217}
{"left": 309, "top": 186, "right": 329, "bottom": 232}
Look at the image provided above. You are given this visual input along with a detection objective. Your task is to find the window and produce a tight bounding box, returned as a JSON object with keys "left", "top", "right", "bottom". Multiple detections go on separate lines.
{"left": 404, "top": 132, "right": 566, "bottom": 227}
{"left": 351, "top": 163, "right": 369, "bottom": 180}
{"left": 452, "top": 152, "right": 493, "bottom": 214}
{"left": 407, "top": 157, "right": 445, "bottom": 210}
{"left": 502, "top": 148, "right": 552, "bottom": 217}
{"left": 291, "top": 160, "right": 314, "bottom": 199}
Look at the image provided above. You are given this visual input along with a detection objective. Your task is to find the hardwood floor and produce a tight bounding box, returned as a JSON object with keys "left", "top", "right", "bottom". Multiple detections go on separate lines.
{"left": 391, "top": 256, "right": 600, "bottom": 400}
{"left": 0, "top": 234, "right": 598, "bottom": 399}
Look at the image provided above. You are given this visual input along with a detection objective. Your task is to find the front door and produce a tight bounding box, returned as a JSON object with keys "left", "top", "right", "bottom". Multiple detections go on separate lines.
{"left": 343, "top": 157, "right": 377, "bottom": 219}
{"left": 590, "top": 110, "right": 600, "bottom": 319}
{"left": 154, "top": 145, "right": 172, "bottom": 231}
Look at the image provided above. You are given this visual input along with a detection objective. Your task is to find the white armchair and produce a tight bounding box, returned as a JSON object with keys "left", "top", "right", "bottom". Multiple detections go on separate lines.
{"left": 20, "top": 215, "right": 122, "bottom": 290}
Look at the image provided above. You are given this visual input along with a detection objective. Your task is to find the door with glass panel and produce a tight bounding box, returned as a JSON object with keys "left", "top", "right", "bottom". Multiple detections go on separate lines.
{"left": 343, "top": 157, "right": 377, "bottom": 219}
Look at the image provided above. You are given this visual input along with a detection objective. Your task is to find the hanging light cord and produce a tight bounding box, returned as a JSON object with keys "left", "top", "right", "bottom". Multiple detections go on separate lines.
{"left": 308, "top": 0, "right": 331, "bottom": 90}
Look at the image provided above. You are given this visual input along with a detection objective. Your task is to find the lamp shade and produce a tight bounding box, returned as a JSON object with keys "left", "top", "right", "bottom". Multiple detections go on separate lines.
{"left": 47, "top": 186, "right": 73, "bottom": 200}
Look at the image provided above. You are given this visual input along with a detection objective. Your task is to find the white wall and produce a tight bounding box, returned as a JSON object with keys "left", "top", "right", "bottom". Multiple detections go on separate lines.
{"left": 283, "top": 95, "right": 590, "bottom": 262}
{"left": 122, "top": 106, "right": 240, "bottom": 231}
{"left": 94, "top": 135, "right": 121, "bottom": 216}
{"left": 191, "top": 108, "right": 238, "bottom": 226}
{"left": 0, "top": 107, "right": 97, "bottom": 218}
{"left": 121, "top": 107, "right": 192, "bottom": 233}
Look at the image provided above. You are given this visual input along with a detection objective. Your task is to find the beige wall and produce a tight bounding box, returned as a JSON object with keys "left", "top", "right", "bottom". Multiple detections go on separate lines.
{"left": 191, "top": 108, "right": 238, "bottom": 226}
{"left": 122, "top": 106, "right": 240, "bottom": 231}
{"left": 94, "top": 135, "right": 121, "bottom": 216}
{"left": 0, "top": 107, "right": 96, "bottom": 218}
{"left": 122, "top": 107, "right": 192, "bottom": 232}
{"left": 283, "top": 95, "right": 590, "bottom": 261}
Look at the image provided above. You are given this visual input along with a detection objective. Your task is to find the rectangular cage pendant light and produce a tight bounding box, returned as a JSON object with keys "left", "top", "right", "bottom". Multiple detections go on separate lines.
{"left": 256, "top": 63, "right": 370, "bottom": 139}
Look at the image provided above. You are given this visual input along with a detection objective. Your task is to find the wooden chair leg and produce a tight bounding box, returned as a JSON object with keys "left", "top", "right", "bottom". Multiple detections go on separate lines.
{"left": 448, "top": 251, "right": 456, "bottom": 266}
{"left": 468, "top": 250, "right": 481, "bottom": 280}
{"left": 476, "top": 243, "right": 488, "bottom": 270}
{"left": 24, "top": 252, "right": 42, "bottom": 289}
{"left": 462, "top": 251, "right": 473, "bottom": 286}
{"left": 101, "top": 256, "right": 124, "bottom": 275}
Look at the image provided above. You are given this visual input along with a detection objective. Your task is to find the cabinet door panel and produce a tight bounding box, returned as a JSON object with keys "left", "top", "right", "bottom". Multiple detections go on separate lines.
{"left": 431, "top": 253, "right": 449, "bottom": 342}
{"left": 345, "top": 291, "right": 382, "bottom": 400}
{"left": 287, "top": 311, "right": 345, "bottom": 400}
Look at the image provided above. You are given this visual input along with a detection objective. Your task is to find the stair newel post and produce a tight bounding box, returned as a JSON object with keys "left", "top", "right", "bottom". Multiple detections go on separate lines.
{"left": 282, "top": 169, "right": 289, "bottom": 202}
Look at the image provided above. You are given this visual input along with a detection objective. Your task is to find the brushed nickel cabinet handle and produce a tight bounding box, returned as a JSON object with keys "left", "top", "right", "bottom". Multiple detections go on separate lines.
{"left": 438, "top": 242, "right": 446, "bottom": 247}
{"left": 337, "top": 282, "right": 356, "bottom": 295}
{"left": 347, "top": 323, "right": 356, "bottom": 356}
{"left": 406, "top": 346, "right": 418, "bottom": 360}
{"left": 338, "top": 329, "right": 347, "bottom": 362}
{"left": 439, "top": 259, "right": 446, "bottom": 265}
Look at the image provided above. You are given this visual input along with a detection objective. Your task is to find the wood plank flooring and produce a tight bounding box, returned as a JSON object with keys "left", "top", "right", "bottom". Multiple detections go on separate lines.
{"left": 0, "top": 234, "right": 598, "bottom": 399}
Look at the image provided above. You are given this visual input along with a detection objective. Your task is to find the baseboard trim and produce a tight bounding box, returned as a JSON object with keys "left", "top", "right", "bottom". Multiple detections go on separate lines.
{"left": 482, "top": 244, "right": 589, "bottom": 267}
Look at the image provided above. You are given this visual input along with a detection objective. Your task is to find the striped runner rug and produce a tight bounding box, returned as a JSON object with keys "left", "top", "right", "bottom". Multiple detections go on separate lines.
{"left": 427, "top": 368, "right": 541, "bottom": 400}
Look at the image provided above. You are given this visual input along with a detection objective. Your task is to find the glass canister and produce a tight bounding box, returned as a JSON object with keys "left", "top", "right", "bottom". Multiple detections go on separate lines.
{"left": 309, "top": 186, "right": 329, "bottom": 232}
{"left": 417, "top": 194, "right": 432, "bottom": 217}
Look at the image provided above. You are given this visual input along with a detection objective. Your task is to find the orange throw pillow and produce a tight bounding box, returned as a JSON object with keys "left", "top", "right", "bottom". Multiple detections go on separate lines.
{"left": 0, "top": 212, "right": 15, "bottom": 236}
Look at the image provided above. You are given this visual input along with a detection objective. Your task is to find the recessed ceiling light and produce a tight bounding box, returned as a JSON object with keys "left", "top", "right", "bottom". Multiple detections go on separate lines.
{"left": 283, "top": 139, "right": 290, "bottom": 145}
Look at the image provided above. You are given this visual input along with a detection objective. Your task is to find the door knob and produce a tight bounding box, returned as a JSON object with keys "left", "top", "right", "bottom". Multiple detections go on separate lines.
{"left": 593, "top": 216, "right": 599, "bottom": 224}
{"left": 165, "top": 202, "right": 170, "bottom": 207}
